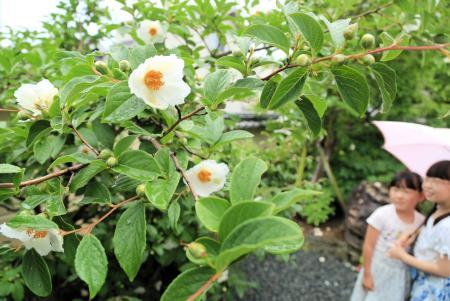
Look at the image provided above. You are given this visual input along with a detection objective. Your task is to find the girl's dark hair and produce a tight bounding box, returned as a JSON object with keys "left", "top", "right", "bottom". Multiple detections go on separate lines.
{"left": 426, "top": 160, "right": 450, "bottom": 181}
{"left": 389, "top": 171, "right": 423, "bottom": 192}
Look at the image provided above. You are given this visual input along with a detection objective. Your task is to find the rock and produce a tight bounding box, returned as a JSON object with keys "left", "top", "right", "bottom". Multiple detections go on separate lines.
{"left": 344, "top": 181, "right": 389, "bottom": 258}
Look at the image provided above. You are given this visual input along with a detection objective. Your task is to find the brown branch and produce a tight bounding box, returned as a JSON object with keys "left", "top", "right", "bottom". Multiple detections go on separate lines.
{"left": 61, "top": 195, "right": 139, "bottom": 236}
{"left": 0, "top": 163, "right": 87, "bottom": 189}
{"left": 187, "top": 271, "right": 222, "bottom": 301}
{"left": 71, "top": 125, "right": 99, "bottom": 156}
{"left": 160, "top": 106, "right": 205, "bottom": 139}
{"left": 213, "top": 45, "right": 273, "bottom": 58}
{"left": 146, "top": 137, "right": 199, "bottom": 201}
{"left": 262, "top": 43, "right": 450, "bottom": 81}
{"left": 348, "top": 1, "right": 394, "bottom": 20}
{"left": 0, "top": 108, "right": 20, "bottom": 113}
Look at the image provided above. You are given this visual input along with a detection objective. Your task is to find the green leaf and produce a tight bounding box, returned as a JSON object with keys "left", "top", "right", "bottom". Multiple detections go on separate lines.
{"left": 295, "top": 96, "right": 322, "bottom": 136}
{"left": 22, "top": 249, "right": 52, "bottom": 297}
{"left": 26, "top": 120, "right": 51, "bottom": 147}
{"left": 371, "top": 63, "right": 397, "bottom": 112}
{"left": 195, "top": 197, "right": 230, "bottom": 232}
{"left": 130, "top": 44, "right": 157, "bottom": 69}
{"left": 288, "top": 13, "right": 324, "bottom": 51}
{"left": 60, "top": 75, "right": 106, "bottom": 108}
{"left": 48, "top": 153, "right": 93, "bottom": 171}
{"left": 103, "top": 81, "right": 147, "bottom": 123}
{"left": 110, "top": 45, "right": 130, "bottom": 62}
{"left": 112, "top": 150, "right": 160, "bottom": 181}
{"left": 75, "top": 235, "right": 108, "bottom": 299}
{"left": 114, "top": 135, "right": 138, "bottom": 157}
{"left": 230, "top": 157, "right": 267, "bottom": 204}
{"left": 33, "top": 135, "right": 65, "bottom": 164}
{"left": 218, "top": 201, "right": 274, "bottom": 241}
{"left": 244, "top": 24, "right": 290, "bottom": 54}
{"left": 260, "top": 75, "right": 280, "bottom": 108}
{"left": 80, "top": 182, "right": 111, "bottom": 205}
{"left": 215, "top": 130, "right": 254, "bottom": 148}
{"left": 92, "top": 119, "right": 115, "bottom": 149}
{"left": 331, "top": 65, "right": 369, "bottom": 115}
{"left": 216, "top": 216, "right": 303, "bottom": 270}
{"left": 185, "top": 115, "right": 224, "bottom": 145}
{"left": 267, "top": 67, "right": 308, "bottom": 109}
{"left": 216, "top": 56, "right": 246, "bottom": 74}
{"left": 70, "top": 160, "right": 107, "bottom": 192}
{"left": 22, "top": 195, "right": 58, "bottom": 210}
{"left": 270, "top": 188, "right": 322, "bottom": 214}
{"left": 8, "top": 215, "right": 58, "bottom": 230}
{"left": 319, "top": 17, "right": 350, "bottom": 49}
{"left": 0, "top": 164, "right": 21, "bottom": 173}
{"left": 113, "top": 201, "right": 146, "bottom": 281}
{"left": 168, "top": 201, "right": 181, "bottom": 231}
{"left": 161, "top": 267, "right": 217, "bottom": 301}
{"left": 380, "top": 32, "right": 408, "bottom": 61}
{"left": 203, "top": 69, "right": 234, "bottom": 106}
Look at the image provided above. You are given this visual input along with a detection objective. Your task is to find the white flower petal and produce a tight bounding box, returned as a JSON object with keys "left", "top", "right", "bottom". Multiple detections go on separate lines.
{"left": 23, "top": 235, "right": 53, "bottom": 256}
{"left": 48, "top": 229, "right": 64, "bottom": 253}
{"left": 0, "top": 223, "right": 30, "bottom": 242}
{"left": 128, "top": 55, "right": 190, "bottom": 110}
{"left": 137, "top": 20, "right": 166, "bottom": 44}
{"left": 14, "top": 79, "right": 57, "bottom": 115}
{"left": 185, "top": 160, "right": 229, "bottom": 197}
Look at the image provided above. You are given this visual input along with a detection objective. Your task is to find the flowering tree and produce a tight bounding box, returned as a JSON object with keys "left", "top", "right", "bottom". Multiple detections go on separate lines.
{"left": 0, "top": 0, "right": 448, "bottom": 299}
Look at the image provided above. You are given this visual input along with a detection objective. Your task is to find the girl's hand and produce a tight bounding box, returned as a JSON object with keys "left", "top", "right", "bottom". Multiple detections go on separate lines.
{"left": 362, "top": 273, "right": 374, "bottom": 291}
{"left": 388, "top": 242, "right": 407, "bottom": 259}
{"left": 397, "top": 231, "right": 417, "bottom": 248}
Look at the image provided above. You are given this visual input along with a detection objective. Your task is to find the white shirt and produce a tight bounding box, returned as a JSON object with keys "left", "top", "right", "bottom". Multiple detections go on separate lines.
{"left": 367, "top": 204, "right": 425, "bottom": 254}
{"left": 414, "top": 214, "right": 450, "bottom": 261}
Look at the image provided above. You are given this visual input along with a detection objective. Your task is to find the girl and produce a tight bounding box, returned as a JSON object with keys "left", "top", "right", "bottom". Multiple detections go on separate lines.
{"left": 351, "top": 171, "right": 425, "bottom": 301}
{"left": 389, "top": 161, "right": 450, "bottom": 301}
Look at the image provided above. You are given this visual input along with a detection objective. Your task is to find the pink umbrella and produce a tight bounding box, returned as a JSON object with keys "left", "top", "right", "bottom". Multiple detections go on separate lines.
{"left": 373, "top": 121, "right": 450, "bottom": 176}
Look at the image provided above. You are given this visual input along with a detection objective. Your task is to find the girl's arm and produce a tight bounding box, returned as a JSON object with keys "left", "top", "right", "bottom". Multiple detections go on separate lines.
{"left": 389, "top": 243, "right": 450, "bottom": 277}
{"left": 362, "top": 225, "right": 380, "bottom": 290}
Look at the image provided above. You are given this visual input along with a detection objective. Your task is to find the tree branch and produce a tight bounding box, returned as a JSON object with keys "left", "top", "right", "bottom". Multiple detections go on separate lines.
{"left": 60, "top": 195, "right": 139, "bottom": 236}
{"left": 348, "top": 1, "right": 394, "bottom": 20}
{"left": 145, "top": 137, "right": 199, "bottom": 201}
{"left": 187, "top": 271, "right": 222, "bottom": 301}
{"left": 71, "top": 125, "right": 99, "bottom": 156}
{"left": 0, "top": 163, "right": 87, "bottom": 189}
{"left": 262, "top": 43, "right": 450, "bottom": 81}
{"left": 160, "top": 106, "right": 205, "bottom": 139}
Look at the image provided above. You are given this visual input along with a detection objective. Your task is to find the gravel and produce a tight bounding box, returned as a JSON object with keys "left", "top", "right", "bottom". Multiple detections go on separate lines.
{"left": 237, "top": 250, "right": 357, "bottom": 301}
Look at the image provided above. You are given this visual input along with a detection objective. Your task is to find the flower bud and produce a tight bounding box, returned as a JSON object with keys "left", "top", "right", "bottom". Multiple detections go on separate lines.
{"left": 187, "top": 242, "right": 207, "bottom": 259}
{"left": 100, "top": 149, "right": 113, "bottom": 160}
{"left": 296, "top": 54, "right": 312, "bottom": 67}
{"left": 106, "top": 156, "right": 118, "bottom": 167}
{"left": 112, "top": 68, "right": 127, "bottom": 80}
{"left": 331, "top": 54, "right": 347, "bottom": 64}
{"left": 362, "top": 54, "right": 376, "bottom": 65}
{"left": 360, "top": 34, "right": 375, "bottom": 49}
{"left": 119, "top": 60, "right": 131, "bottom": 72}
{"left": 343, "top": 23, "right": 358, "bottom": 40}
{"left": 94, "top": 61, "right": 109, "bottom": 75}
{"left": 136, "top": 184, "right": 146, "bottom": 196}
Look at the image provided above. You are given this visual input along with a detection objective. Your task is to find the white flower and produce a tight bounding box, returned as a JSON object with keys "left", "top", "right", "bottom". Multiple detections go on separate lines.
{"left": 185, "top": 160, "right": 229, "bottom": 197}
{"left": 137, "top": 20, "right": 166, "bottom": 44}
{"left": 14, "top": 79, "right": 58, "bottom": 116}
{"left": 0, "top": 223, "right": 64, "bottom": 256}
{"left": 128, "top": 55, "right": 191, "bottom": 109}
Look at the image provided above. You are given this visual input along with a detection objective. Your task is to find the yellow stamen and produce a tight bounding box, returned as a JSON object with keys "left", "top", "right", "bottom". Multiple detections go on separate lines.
{"left": 144, "top": 70, "right": 164, "bottom": 91}
{"left": 197, "top": 169, "right": 212, "bottom": 183}
{"left": 149, "top": 27, "right": 158, "bottom": 36}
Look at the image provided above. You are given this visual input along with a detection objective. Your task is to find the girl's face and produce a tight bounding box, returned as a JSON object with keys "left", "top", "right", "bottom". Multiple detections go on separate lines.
{"left": 389, "top": 186, "right": 424, "bottom": 212}
{"left": 423, "top": 177, "right": 450, "bottom": 205}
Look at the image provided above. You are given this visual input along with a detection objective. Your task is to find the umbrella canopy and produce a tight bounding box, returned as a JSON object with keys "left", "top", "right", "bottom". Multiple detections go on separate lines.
{"left": 373, "top": 121, "right": 450, "bottom": 176}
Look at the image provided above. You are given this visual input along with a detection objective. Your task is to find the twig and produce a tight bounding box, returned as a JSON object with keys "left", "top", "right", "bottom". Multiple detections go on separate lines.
{"left": 262, "top": 43, "right": 450, "bottom": 81}
{"left": 348, "top": 1, "right": 394, "bottom": 20}
{"left": 0, "top": 163, "right": 87, "bottom": 189}
{"left": 187, "top": 271, "right": 222, "bottom": 301}
{"left": 160, "top": 106, "right": 205, "bottom": 139}
{"left": 71, "top": 125, "right": 99, "bottom": 156}
{"left": 0, "top": 108, "right": 20, "bottom": 113}
{"left": 60, "top": 195, "right": 139, "bottom": 236}
{"left": 146, "top": 137, "right": 199, "bottom": 201}
{"left": 213, "top": 45, "right": 272, "bottom": 58}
